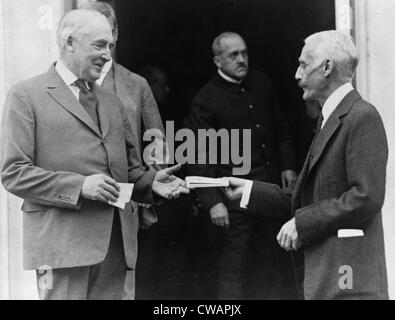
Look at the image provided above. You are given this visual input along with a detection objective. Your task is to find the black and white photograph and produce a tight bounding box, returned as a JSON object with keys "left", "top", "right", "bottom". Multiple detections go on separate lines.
{"left": 0, "top": 0, "right": 394, "bottom": 304}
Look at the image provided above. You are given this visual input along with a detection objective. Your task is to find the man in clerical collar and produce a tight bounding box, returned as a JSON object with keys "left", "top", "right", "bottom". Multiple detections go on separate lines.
{"left": 186, "top": 32, "right": 297, "bottom": 300}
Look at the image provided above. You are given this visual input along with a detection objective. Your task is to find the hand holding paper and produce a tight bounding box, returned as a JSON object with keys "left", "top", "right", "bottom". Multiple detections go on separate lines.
{"left": 108, "top": 183, "right": 134, "bottom": 210}
{"left": 221, "top": 177, "right": 247, "bottom": 201}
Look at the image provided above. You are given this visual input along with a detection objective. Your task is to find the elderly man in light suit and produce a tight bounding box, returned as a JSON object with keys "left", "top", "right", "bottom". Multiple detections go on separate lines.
{"left": 224, "top": 31, "right": 389, "bottom": 300}
{"left": 0, "top": 9, "right": 188, "bottom": 300}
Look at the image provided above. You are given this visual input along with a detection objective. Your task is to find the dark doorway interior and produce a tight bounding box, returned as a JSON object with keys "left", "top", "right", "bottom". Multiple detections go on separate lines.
{"left": 113, "top": 0, "right": 335, "bottom": 170}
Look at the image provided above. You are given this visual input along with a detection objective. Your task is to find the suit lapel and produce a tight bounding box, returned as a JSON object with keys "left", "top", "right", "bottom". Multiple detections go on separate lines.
{"left": 292, "top": 140, "right": 313, "bottom": 210}
{"left": 307, "top": 90, "right": 361, "bottom": 174}
{"left": 293, "top": 90, "right": 361, "bottom": 209}
{"left": 46, "top": 65, "right": 102, "bottom": 137}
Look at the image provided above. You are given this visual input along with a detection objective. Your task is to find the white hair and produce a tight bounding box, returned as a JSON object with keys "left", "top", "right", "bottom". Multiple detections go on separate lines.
{"left": 305, "top": 30, "right": 359, "bottom": 81}
{"left": 56, "top": 9, "right": 107, "bottom": 53}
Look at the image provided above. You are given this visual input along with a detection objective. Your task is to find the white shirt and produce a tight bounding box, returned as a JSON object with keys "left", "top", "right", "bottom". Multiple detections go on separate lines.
{"left": 321, "top": 82, "right": 353, "bottom": 129}
{"left": 218, "top": 69, "right": 242, "bottom": 84}
{"left": 96, "top": 59, "right": 113, "bottom": 86}
{"left": 55, "top": 60, "right": 80, "bottom": 99}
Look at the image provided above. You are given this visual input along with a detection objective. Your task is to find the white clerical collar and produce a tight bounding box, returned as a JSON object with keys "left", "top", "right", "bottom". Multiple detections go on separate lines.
{"left": 55, "top": 60, "right": 78, "bottom": 87}
{"left": 96, "top": 59, "right": 113, "bottom": 86}
{"left": 321, "top": 82, "right": 354, "bottom": 128}
{"left": 218, "top": 69, "right": 242, "bottom": 84}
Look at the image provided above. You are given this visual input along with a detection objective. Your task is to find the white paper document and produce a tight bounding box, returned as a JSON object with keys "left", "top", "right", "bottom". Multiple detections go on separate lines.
{"left": 186, "top": 176, "right": 229, "bottom": 189}
{"left": 108, "top": 183, "right": 134, "bottom": 210}
{"left": 337, "top": 229, "right": 364, "bottom": 238}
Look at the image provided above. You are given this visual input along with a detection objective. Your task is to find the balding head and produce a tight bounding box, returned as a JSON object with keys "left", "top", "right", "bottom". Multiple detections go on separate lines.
{"left": 212, "top": 32, "right": 245, "bottom": 56}
{"left": 57, "top": 9, "right": 112, "bottom": 54}
{"left": 57, "top": 9, "right": 113, "bottom": 82}
{"left": 212, "top": 32, "right": 249, "bottom": 81}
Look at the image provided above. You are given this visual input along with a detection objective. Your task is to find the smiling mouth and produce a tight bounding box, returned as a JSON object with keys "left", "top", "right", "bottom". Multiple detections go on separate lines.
{"left": 94, "top": 64, "right": 104, "bottom": 71}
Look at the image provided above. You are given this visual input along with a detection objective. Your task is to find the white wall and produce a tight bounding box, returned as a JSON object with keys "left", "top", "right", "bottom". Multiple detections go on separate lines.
{"left": 0, "top": 0, "right": 66, "bottom": 300}
{"left": 354, "top": 0, "right": 395, "bottom": 299}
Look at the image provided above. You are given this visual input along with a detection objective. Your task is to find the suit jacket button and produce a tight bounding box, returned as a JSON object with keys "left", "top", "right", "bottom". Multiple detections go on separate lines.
{"left": 262, "top": 144, "right": 266, "bottom": 148}
{"left": 266, "top": 162, "right": 270, "bottom": 166}
{"left": 256, "top": 124, "right": 261, "bottom": 129}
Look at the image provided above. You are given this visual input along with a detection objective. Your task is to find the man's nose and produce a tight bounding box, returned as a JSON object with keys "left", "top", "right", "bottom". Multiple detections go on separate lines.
{"left": 101, "top": 47, "right": 112, "bottom": 61}
{"left": 237, "top": 54, "right": 246, "bottom": 63}
{"left": 295, "top": 67, "right": 302, "bottom": 80}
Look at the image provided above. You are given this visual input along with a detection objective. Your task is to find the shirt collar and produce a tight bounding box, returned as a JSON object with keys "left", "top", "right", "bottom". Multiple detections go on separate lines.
{"left": 96, "top": 59, "right": 113, "bottom": 86}
{"left": 218, "top": 69, "right": 242, "bottom": 84}
{"left": 322, "top": 82, "right": 354, "bottom": 126}
{"left": 55, "top": 60, "right": 78, "bottom": 87}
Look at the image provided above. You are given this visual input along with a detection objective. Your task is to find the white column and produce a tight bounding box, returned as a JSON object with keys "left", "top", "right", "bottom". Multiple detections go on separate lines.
{"left": 354, "top": 0, "right": 395, "bottom": 299}
{"left": 0, "top": 0, "right": 67, "bottom": 300}
{"left": 0, "top": 0, "right": 11, "bottom": 301}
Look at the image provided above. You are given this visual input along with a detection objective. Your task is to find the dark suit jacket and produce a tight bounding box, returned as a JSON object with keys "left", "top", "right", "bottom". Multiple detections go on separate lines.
{"left": 1, "top": 64, "right": 157, "bottom": 270}
{"left": 248, "top": 90, "right": 389, "bottom": 300}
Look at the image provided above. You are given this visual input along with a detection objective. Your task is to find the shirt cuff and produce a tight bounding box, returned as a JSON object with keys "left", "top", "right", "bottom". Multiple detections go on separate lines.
{"left": 240, "top": 180, "right": 253, "bottom": 209}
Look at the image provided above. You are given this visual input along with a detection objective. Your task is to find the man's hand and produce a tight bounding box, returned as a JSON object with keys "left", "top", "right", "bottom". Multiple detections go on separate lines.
{"left": 81, "top": 174, "right": 120, "bottom": 203}
{"left": 222, "top": 177, "right": 247, "bottom": 201}
{"left": 209, "top": 202, "right": 230, "bottom": 229}
{"left": 152, "top": 164, "right": 190, "bottom": 200}
{"left": 281, "top": 170, "right": 297, "bottom": 190}
{"left": 277, "top": 218, "right": 302, "bottom": 251}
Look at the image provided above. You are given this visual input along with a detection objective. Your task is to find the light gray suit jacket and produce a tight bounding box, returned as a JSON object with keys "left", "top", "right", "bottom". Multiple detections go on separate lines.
{"left": 1, "top": 64, "right": 157, "bottom": 270}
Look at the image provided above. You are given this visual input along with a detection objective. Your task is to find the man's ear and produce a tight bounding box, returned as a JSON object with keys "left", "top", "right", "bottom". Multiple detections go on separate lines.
{"left": 323, "top": 58, "right": 335, "bottom": 77}
{"left": 65, "top": 36, "right": 74, "bottom": 53}
{"left": 213, "top": 56, "right": 221, "bottom": 69}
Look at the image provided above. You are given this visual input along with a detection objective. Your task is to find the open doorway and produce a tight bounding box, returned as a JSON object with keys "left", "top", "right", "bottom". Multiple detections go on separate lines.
{"left": 112, "top": 0, "right": 336, "bottom": 169}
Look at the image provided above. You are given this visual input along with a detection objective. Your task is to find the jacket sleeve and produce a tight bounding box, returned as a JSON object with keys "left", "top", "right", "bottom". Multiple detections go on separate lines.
{"left": 186, "top": 98, "right": 224, "bottom": 211}
{"left": 247, "top": 181, "right": 292, "bottom": 221}
{"left": 295, "top": 107, "right": 388, "bottom": 245}
{"left": 0, "top": 84, "right": 85, "bottom": 210}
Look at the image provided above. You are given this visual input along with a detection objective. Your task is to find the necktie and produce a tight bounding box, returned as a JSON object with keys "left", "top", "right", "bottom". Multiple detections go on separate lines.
{"left": 309, "top": 112, "right": 324, "bottom": 167}
{"left": 75, "top": 79, "right": 101, "bottom": 131}
{"left": 317, "top": 112, "right": 324, "bottom": 133}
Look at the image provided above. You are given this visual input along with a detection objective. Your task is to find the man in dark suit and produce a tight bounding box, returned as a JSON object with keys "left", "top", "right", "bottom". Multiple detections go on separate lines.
{"left": 223, "top": 30, "right": 389, "bottom": 300}
{"left": 0, "top": 9, "right": 188, "bottom": 300}
{"left": 186, "top": 32, "right": 298, "bottom": 299}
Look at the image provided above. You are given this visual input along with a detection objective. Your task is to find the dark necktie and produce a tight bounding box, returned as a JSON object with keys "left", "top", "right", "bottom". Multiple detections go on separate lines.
{"left": 308, "top": 112, "right": 324, "bottom": 167}
{"left": 75, "top": 79, "right": 101, "bottom": 131}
